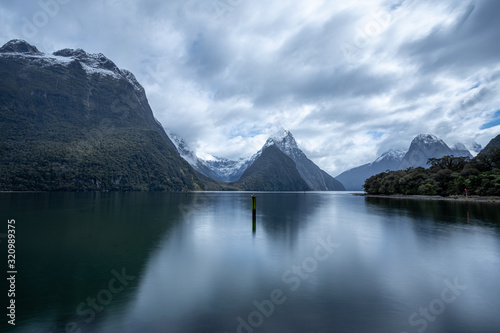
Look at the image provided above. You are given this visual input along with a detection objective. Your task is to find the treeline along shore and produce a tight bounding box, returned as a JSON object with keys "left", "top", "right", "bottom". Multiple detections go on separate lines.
{"left": 363, "top": 147, "right": 500, "bottom": 197}
{"left": 355, "top": 193, "right": 500, "bottom": 203}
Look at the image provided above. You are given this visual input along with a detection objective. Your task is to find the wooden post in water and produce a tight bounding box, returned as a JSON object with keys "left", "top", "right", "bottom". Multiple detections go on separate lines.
{"left": 252, "top": 195, "right": 256, "bottom": 232}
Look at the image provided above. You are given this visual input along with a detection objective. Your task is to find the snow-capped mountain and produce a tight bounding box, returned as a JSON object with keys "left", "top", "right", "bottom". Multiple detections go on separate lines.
{"left": 398, "top": 134, "right": 455, "bottom": 169}
{"left": 202, "top": 157, "right": 255, "bottom": 183}
{"left": 167, "top": 132, "right": 223, "bottom": 181}
{"left": 167, "top": 131, "right": 254, "bottom": 182}
{"left": 337, "top": 134, "right": 474, "bottom": 190}
{"left": 168, "top": 128, "right": 345, "bottom": 190}
{"left": 374, "top": 149, "right": 407, "bottom": 163}
{"left": 0, "top": 40, "right": 143, "bottom": 92}
{"left": 258, "top": 128, "right": 344, "bottom": 190}
{"left": 206, "top": 127, "right": 303, "bottom": 183}
{"left": 263, "top": 127, "right": 300, "bottom": 157}
{"left": 336, "top": 149, "right": 407, "bottom": 191}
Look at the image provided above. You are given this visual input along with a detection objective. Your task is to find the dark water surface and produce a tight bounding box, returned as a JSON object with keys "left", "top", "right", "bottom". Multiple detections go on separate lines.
{"left": 1, "top": 192, "right": 499, "bottom": 333}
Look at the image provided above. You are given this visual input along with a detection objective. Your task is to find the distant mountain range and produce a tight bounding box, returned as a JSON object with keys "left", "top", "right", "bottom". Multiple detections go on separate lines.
{"left": 398, "top": 134, "right": 472, "bottom": 169}
{"left": 336, "top": 134, "right": 476, "bottom": 190}
{"left": 1, "top": 39, "right": 494, "bottom": 193}
{"left": 168, "top": 131, "right": 252, "bottom": 182}
{"left": 169, "top": 128, "right": 345, "bottom": 191}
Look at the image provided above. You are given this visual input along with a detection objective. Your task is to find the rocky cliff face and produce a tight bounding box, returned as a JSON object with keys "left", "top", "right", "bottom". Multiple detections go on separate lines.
{"left": 0, "top": 40, "right": 221, "bottom": 191}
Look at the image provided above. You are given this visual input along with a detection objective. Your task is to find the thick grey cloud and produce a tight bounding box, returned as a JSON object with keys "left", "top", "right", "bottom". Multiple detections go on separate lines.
{"left": 400, "top": 0, "right": 500, "bottom": 75}
{"left": 1, "top": 0, "right": 499, "bottom": 175}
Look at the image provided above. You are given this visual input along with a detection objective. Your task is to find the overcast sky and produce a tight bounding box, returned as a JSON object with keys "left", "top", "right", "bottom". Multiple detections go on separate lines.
{"left": 1, "top": 0, "right": 500, "bottom": 175}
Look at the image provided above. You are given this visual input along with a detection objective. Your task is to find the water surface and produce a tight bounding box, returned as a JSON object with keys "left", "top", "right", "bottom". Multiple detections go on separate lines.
{"left": 1, "top": 192, "right": 499, "bottom": 333}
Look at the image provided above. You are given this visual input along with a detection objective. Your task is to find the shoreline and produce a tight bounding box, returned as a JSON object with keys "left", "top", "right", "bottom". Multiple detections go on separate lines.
{"left": 355, "top": 193, "right": 500, "bottom": 203}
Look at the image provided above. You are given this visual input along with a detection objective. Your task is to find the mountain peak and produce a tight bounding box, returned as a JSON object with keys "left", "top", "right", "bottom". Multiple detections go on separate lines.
{"left": 399, "top": 134, "right": 453, "bottom": 169}
{"left": 0, "top": 39, "right": 42, "bottom": 55}
{"left": 260, "top": 128, "right": 344, "bottom": 190}
{"left": 413, "top": 134, "right": 442, "bottom": 145}
{"left": 266, "top": 128, "right": 299, "bottom": 151}
{"left": 269, "top": 126, "right": 290, "bottom": 141}
{"left": 53, "top": 48, "right": 120, "bottom": 74}
{"left": 1, "top": 40, "right": 140, "bottom": 88}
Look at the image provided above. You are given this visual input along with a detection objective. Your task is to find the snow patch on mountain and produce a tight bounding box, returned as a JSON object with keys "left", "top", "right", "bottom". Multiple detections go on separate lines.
{"left": 263, "top": 128, "right": 300, "bottom": 160}
{"left": 167, "top": 130, "right": 255, "bottom": 182}
{"left": 374, "top": 149, "right": 407, "bottom": 163}
{"left": 165, "top": 127, "right": 343, "bottom": 190}
{"left": 53, "top": 48, "right": 125, "bottom": 80}
{"left": 268, "top": 126, "right": 291, "bottom": 143}
{"left": 0, "top": 40, "right": 142, "bottom": 91}
{"left": 168, "top": 131, "right": 198, "bottom": 166}
{"left": 203, "top": 156, "right": 256, "bottom": 182}
{"left": 413, "top": 134, "right": 446, "bottom": 146}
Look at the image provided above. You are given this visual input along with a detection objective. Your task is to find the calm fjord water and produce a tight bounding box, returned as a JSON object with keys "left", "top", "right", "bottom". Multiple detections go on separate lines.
{"left": 2, "top": 192, "right": 499, "bottom": 333}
